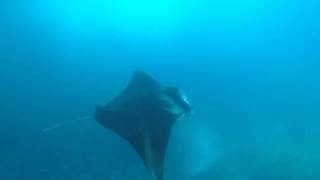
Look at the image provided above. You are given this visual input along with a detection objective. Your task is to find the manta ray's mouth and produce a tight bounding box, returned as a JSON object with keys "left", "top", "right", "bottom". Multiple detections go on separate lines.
{"left": 158, "top": 91, "right": 193, "bottom": 119}
{"left": 179, "top": 90, "right": 193, "bottom": 112}
{"left": 163, "top": 86, "right": 193, "bottom": 115}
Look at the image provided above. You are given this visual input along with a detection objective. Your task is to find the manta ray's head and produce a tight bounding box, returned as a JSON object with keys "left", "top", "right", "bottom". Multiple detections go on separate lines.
{"left": 162, "top": 86, "right": 193, "bottom": 116}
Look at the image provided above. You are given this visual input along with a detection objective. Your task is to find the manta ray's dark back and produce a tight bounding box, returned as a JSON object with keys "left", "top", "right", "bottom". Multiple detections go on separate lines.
{"left": 94, "top": 71, "right": 192, "bottom": 180}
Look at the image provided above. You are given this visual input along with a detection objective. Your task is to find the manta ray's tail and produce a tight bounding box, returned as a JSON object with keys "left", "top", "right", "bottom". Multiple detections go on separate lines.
{"left": 41, "top": 116, "right": 93, "bottom": 133}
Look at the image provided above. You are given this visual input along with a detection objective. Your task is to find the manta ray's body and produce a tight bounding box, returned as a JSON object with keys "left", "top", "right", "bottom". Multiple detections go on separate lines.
{"left": 94, "top": 71, "right": 192, "bottom": 180}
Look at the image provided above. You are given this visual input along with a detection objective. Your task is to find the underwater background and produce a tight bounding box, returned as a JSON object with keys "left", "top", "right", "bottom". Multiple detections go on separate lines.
{"left": 1, "top": 0, "right": 320, "bottom": 179}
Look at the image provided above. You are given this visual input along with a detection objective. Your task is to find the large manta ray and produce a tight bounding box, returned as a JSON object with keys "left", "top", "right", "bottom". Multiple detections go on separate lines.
{"left": 94, "top": 71, "right": 192, "bottom": 180}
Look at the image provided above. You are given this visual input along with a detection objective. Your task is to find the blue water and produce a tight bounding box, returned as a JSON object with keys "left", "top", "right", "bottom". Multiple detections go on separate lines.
{"left": 1, "top": 0, "right": 320, "bottom": 179}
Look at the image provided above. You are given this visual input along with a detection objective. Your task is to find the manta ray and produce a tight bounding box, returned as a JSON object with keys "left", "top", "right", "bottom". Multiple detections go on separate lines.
{"left": 94, "top": 71, "right": 192, "bottom": 180}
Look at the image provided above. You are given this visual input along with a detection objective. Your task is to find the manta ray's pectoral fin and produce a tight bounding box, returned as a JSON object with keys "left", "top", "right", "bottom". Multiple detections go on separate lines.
{"left": 95, "top": 106, "right": 145, "bottom": 154}
{"left": 95, "top": 105, "right": 168, "bottom": 180}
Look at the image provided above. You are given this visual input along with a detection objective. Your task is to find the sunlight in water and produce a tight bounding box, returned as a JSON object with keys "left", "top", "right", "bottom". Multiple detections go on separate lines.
{"left": 37, "top": 0, "right": 273, "bottom": 38}
{"left": 39, "top": 0, "right": 191, "bottom": 37}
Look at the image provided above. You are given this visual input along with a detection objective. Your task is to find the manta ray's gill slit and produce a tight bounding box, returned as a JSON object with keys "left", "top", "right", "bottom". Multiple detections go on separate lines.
{"left": 41, "top": 116, "right": 93, "bottom": 134}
